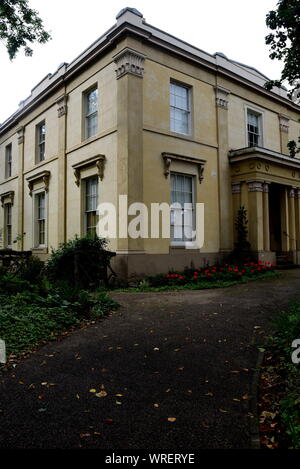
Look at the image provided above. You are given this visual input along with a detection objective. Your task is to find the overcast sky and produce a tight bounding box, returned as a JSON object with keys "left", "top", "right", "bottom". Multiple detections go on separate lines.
{"left": 0, "top": 0, "right": 282, "bottom": 124}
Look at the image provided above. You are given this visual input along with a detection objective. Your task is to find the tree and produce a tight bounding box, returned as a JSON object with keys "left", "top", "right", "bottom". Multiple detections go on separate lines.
{"left": 264, "top": 0, "right": 300, "bottom": 103}
{"left": 0, "top": 0, "right": 51, "bottom": 60}
{"left": 234, "top": 206, "right": 251, "bottom": 252}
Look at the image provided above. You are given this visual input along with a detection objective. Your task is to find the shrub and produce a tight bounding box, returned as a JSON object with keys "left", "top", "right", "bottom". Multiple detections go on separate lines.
{"left": 17, "top": 255, "right": 44, "bottom": 283}
{"left": 44, "top": 235, "right": 115, "bottom": 290}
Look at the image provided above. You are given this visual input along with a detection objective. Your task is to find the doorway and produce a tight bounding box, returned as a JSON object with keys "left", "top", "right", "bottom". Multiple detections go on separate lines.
{"left": 269, "top": 183, "right": 282, "bottom": 253}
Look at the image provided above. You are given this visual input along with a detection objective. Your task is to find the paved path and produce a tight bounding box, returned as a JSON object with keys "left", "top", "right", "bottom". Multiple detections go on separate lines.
{"left": 1, "top": 270, "right": 300, "bottom": 449}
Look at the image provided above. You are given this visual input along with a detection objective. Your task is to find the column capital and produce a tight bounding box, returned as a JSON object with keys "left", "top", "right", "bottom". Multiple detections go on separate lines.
{"left": 247, "top": 180, "right": 264, "bottom": 192}
{"left": 263, "top": 182, "right": 271, "bottom": 193}
{"left": 214, "top": 85, "right": 230, "bottom": 110}
{"left": 17, "top": 126, "right": 25, "bottom": 144}
{"left": 56, "top": 94, "right": 68, "bottom": 117}
{"left": 114, "top": 47, "right": 146, "bottom": 79}
{"left": 231, "top": 182, "right": 241, "bottom": 194}
{"left": 288, "top": 187, "right": 297, "bottom": 198}
{"left": 279, "top": 114, "right": 289, "bottom": 133}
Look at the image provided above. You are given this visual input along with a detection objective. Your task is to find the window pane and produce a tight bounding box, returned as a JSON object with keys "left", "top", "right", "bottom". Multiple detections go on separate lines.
{"left": 85, "top": 177, "right": 99, "bottom": 236}
{"left": 170, "top": 174, "right": 195, "bottom": 242}
{"left": 247, "top": 111, "right": 261, "bottom": 147}
{"left": 86, "top": 89, "right": 98, "bottom": 115}
{"left": 35, "top": 193, "right": 46, "bottom": 246}
{"left": 5, "top": 144, "right": 12, "bottom": 178}
{"left": 86, "top": 177, "right": 98, "bottom": 211}
{"left": 5, "top": 204, "right": 12, "bottom": 247}
{"left": 37, "top": 123, "right": 46, "bottom": 161}
{"left": 170, "top": 82, "right": 190, "bottom": 134}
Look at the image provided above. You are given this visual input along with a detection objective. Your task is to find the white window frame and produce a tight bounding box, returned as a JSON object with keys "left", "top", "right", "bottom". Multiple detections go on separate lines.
{"left": 170, "top": 172, "right": 196, "bottom": 247}
{"left": 84, "top": 87, "right": 98, "bottom": 139}
{"left": 170, "top": 81, "right": 192, "bottom": 136}
{"left": 36, "top": 121, "right": 46, "bottom": 163}
{"left": 245, "top": 105, "right": 264, "bottom": 148}
{"left": 33, "top": 189, "right": 47, "bottom": 248}
{"left": 84, "top": 176, "right": 99, "bottom": 237}
{"left": 4, "top": 203, "right": 12, "bottom": 248}
{"left": 5, "top": 144, "right": 12, "bottom": 179}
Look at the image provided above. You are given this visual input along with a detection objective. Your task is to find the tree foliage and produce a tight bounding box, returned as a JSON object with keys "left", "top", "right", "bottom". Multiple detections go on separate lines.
{"left": 264, "top": 0, "right": 300, "bottom": 102}
{"left": 0, "top": 0, "right": 51, "bottom": 59}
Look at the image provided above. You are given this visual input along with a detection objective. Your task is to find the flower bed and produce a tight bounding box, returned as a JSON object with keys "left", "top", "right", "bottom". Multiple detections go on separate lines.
{"left": 148, "top": 261, "right": 276, "bottom": 287}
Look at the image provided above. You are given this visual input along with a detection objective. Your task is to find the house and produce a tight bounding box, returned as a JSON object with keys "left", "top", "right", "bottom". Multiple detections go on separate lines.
{"left": 0, "top": 7, "right": 300, "bottom": 279}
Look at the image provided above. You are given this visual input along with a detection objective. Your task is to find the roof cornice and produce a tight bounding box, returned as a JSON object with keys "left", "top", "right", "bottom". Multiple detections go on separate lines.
{"left": 1, "top": 9, "right": 299, "bottom": 136}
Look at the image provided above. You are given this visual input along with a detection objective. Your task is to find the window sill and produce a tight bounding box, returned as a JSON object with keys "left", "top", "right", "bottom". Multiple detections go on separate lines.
{"left": 31, "top": 247, "right": 48, "bottom": 254}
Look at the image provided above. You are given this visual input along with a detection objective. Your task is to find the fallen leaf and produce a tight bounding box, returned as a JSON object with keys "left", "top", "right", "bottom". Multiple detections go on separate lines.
{"left": 104, "top": 418, "right": 113, "bottom": 424}
{"left": 153, "top": 403, "right": 159, "bottom": 408}
{"left": 96, "top": 391, "right": 108, "bottom": 398}
{"left": 116, "top": 401, "right": 122, "bottom": 405}
{"left": 89, "top": 389, "right": 97, "bottom": 393}
{"left": 153, "top": 347, "right": 160, "bottom": 351}
{"left": 167, "top": 417, "right": 176, "bottom": 422}
{"left": 116, "top": 394, "right": 123, "bottom": 397}
{"left": 219, "top": 409, "right": 230, "bottom": 413}
{"left": 80, "top": 434, "right": 90, "bottom": 438}
{"left": 206, "top": 392, "right": 214, "bottom": 397}
{"left": 242, "top": 394, "right": 250, "bottom": 400}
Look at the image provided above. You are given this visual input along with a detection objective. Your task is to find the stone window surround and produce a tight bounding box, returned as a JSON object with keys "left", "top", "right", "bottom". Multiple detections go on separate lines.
{"left": 0, "top": 190, "right": 14, "bottom": 208}
{"left": 26, "top": 170, "right": 50, "bottom": 197}
{"left": 72, "top": 154, "right": 106, "bottom": 187}
{"left": 162, "top": 152, "right": 206, "bottom": 183}
{"left": 244, "top": 104, "right": 265, "bottom": 148}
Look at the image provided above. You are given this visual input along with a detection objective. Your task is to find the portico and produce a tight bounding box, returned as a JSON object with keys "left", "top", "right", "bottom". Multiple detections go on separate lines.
{"left": 229, "top": 146, "right": 300, "bottom": 265}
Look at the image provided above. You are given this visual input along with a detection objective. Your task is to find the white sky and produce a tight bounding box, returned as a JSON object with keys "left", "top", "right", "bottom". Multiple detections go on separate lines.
{"left": 0, "top": 0, "right": 282, "bottom": 124}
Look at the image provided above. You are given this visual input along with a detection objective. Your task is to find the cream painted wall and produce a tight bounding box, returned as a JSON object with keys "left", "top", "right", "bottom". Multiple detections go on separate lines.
{"left": 289, "top": 119, "right": 300, "bottom": 148}
{"left": 66, "top": 132, "right": 118, "bottom": 252}
{"left": 228, "top": 95, "right": 281, "bottom": 152}
{"left": 143, "top": 60, "right": 217, "bottom": 148}
{"left": 23, "top": 106, "right": 59, "bottom": 171}
{"left": 0, "top": 133, "right": 18, "bottom": 182}
{"left": 142, "top": 131, "right": 219, "bottom": 254}
{"left": 66, "top": 62, "right": 117, "bottom": 150}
